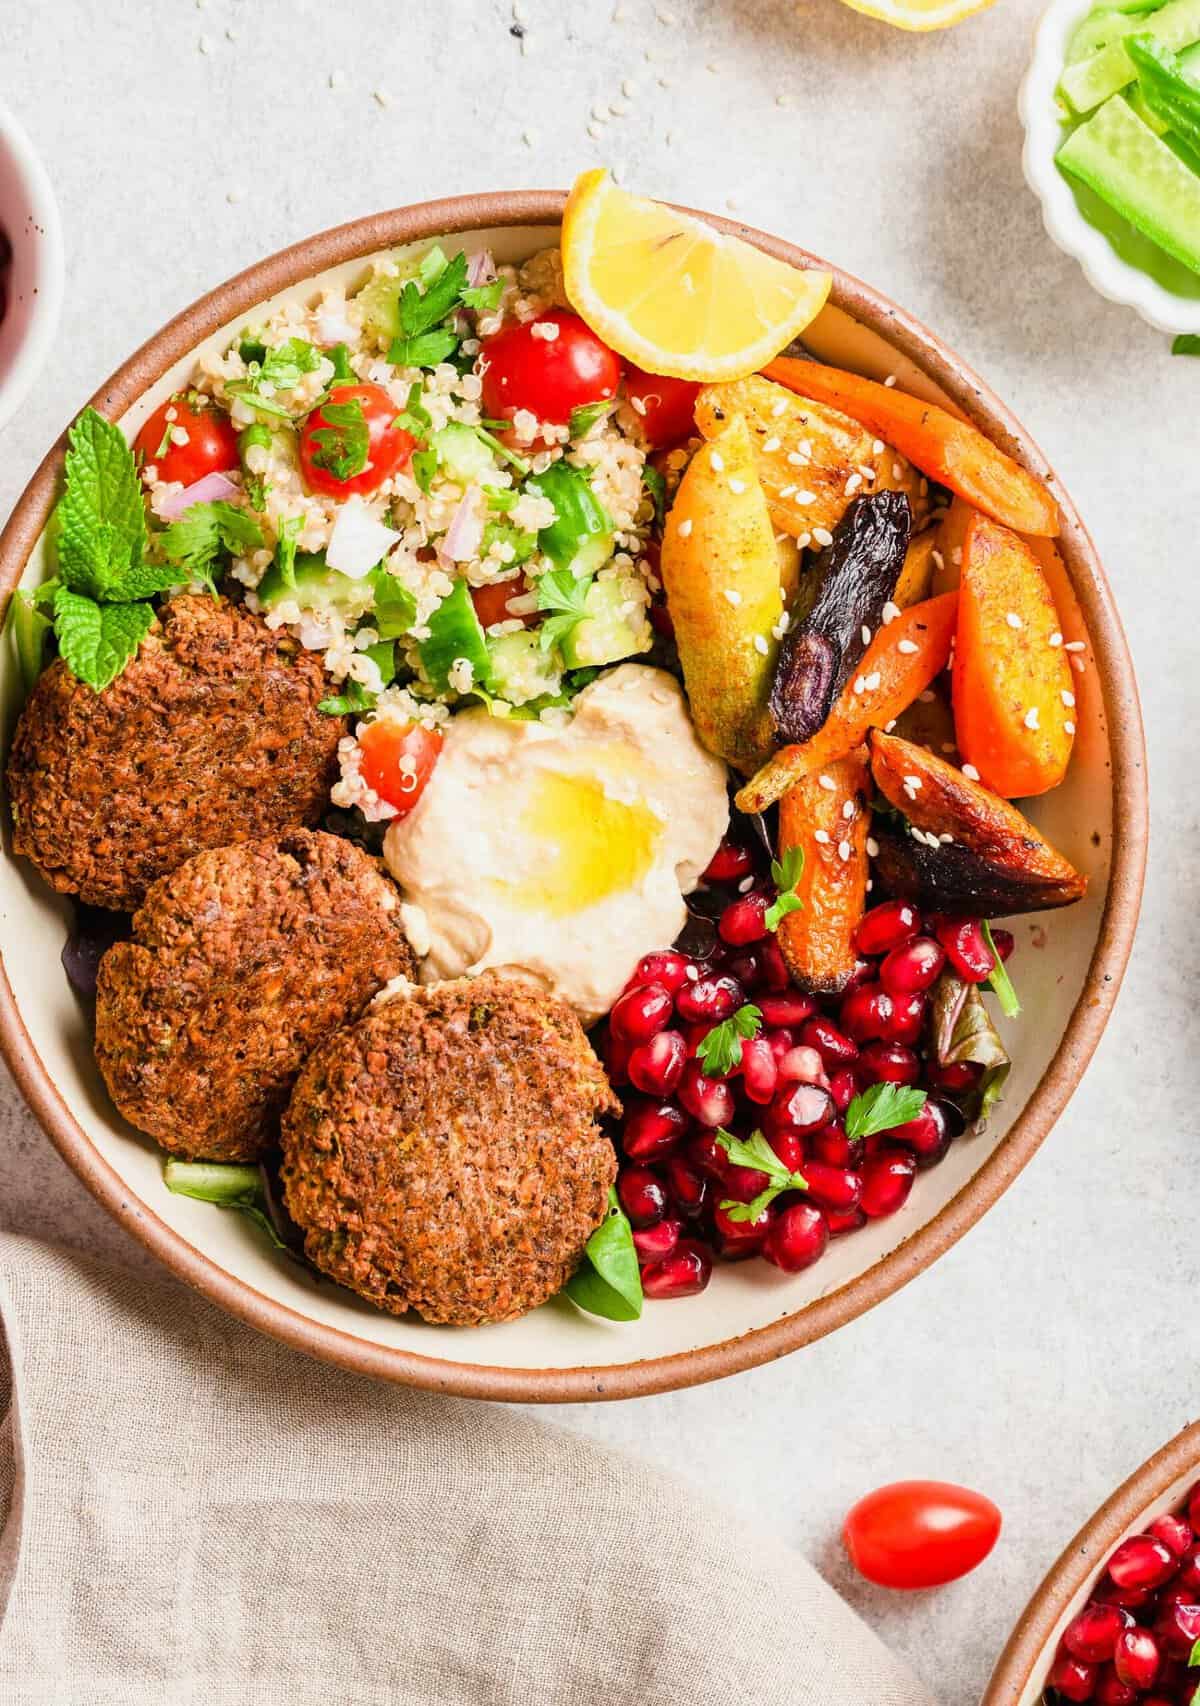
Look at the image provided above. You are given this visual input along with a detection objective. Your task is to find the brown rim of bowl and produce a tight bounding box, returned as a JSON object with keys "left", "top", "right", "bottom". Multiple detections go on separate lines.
{"left": 983, "top": 1420, "right": 1200, "bottom": 1705}
{"left": 0, "top": 190, "right": 1148, "bottom": 1403}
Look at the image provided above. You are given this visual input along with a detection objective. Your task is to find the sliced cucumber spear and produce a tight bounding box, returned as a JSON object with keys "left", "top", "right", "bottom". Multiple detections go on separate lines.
{"left": 1060, "top": 0, "right": 1200, "bottom": 112}
{"left": 1058, "top": 93, "right": 1200, "bottom": 274}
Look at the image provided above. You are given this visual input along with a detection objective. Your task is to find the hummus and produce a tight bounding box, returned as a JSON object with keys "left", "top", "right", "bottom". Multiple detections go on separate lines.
{"left": 383, "top": 665, "right": 729, "bottom": 1024}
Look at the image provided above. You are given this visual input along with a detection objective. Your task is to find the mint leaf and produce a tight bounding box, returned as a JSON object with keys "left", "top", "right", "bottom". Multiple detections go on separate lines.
{"left": 565, "top": 1186, "right": 643, "bottom": 1321}
{"left": 309, "top": 398, "right": 369, "bottom": 482}
{"left": 1174, "top": 335, "right": 1200, "bottom": 357}
{"left": 53, "top": 587, "right": 154, "bottom": 690}
{"left": 765, "top": 844, "right": 805, "bottom": 932}
{"left": 536, "top": 567, "right": 593, "bottom": 653}
{"left": 569, "top": 400, "right": 611, "bottom": 440}
{"left": 845, "top": 1082, "right": 927, "bottom": 1141}
{"left": 159, "top": 501, "right": 264, "bottom": 593}
{"left": 696, "top": 1004, "right": 762, "bottom": 1077}
{"left": 714, "top": 1127, "right": 807, "bottom": 1222}
{"left": 55, "top": 408, "right": 147, "bottom": 600}
{"left": 982, "top": 920, "right": 1021, "bottom": 1019}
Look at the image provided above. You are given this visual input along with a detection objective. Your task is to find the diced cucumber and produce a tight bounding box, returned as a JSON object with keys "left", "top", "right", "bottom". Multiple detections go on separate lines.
{"left": 486, "top": 630, "right": 563, "bottom": 705}
{"left": 559, "top": 575, "right": 651, "bottom": 670}
{"left": 1060, "top": 0, "right": 1200, "bottom": 111}
{"left": 433, "top": 422, "right": 496, "bottom": 485}
{"left": 355, "top": 246, "right": 442, "bottom": 344}
{"left": 256, "top": 551, "right": 376, "bottom": 618}
{"left": 419, "top": 578, "right": 492, "bottom": 693}
{"left": 7, "top": 589, "right": 52, "bottom": 693}
{"left": 1127, "top": 83, "right": 1172, "bottom": 129}
{"left": 1058, "top": 94, "right": 1200, "bottom": 273}
{"left": 530, "top": 462, "right": 615, "bottom": 579}
{"left": 1066, "top": 8, "right": 1142, "bottom": 67}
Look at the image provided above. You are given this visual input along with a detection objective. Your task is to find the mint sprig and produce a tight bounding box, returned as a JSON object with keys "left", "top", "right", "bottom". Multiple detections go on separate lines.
{"left": 845, "top": 1082, "right": 927, "bottom": 1141}
{"left": 696, "top": 1004, "right": 762, "bottom": 1078}
{"left": 715, "top": 1128, "right": 808, "bottom": 1223}
{"left": 53, "top": 588, "right": 155, "bottom": 692}
{"left": 765, "top": 845, "right": 805, "bottom": 932}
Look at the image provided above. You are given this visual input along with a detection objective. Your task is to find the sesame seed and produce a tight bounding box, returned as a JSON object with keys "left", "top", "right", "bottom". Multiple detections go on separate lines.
{"left": 845, "top": 473, "right": 863, "bottom": 497}
{"left": 939, "top": 833, "right": 954, "bottom": 845}
{"left": 609, "top": 100, "right": 629, "bottom": 118}
{"left": 1064, "top": 640, "right": 1086, "bottom": 652}
{"left": 903, "top": 774, "right": 922, "bottom": 791}
{"left": 1061, "top": 689, "right": 1076, "bottom": 707}
{"left": 728, "top": 477, "right": 746, "bottom": 494}
{"left": 952, "top": 547, "right": 963, "bottom": 566}
{"left": 622, "top": 77, "right": 638, "bottom": 97}
{"left": 707, "top": 60, "right": 720, "bottom": 73}
{"left": 685, "top": 964, "right": 700, "bottom": 981}
{"left": 797, "top": 532, "right": 812, "bottom": 550}
{"left": 872, "top": 439, "right": 885, "bottom": 456}
{"left": 884, "top": 374, "right": 897, "bottom": 388}
{"left": 852, "top": 675, "right": 867, "bottom": 696}
{"left": 799, "top": 440, "right": 814, "bottom": 458}
{"left": 373, "top": 87, "right": 392, "bottom": 106}
{"left": 738, "top": 874, "right": 755, "bottom": 893}
{"left": 753, "top": 635, "right": 769, "bottom": 656}
{"left": 863, "top": 671, "right": 881, "bottom": 691}
{"left": 198, "top": 32, "right": 214, "bottom": 52}
{"left": 897, "top": 638, "right": 919, "bottom": 655}
{"left": 678, "top": 518, "right": 693, "bottom": 538}
{"left": 931, "top": 549, "right": 945, "bottom": 571}
{"left": 858, "top": 463, "right": 877, "bottom": 483}
{"left": 962, "top": 763, "right": 980, "bottom": 781}
{"left": 813, "top": 527, "right": 834, "bottom": 548}
{"left": 866, "top": 837, "right": 880, "bottom": 858}
{"left": 710, "top": 450, "right": 725, "bottom": 471}
{"left": 629, "top": 395, "right": 647, "bottom": 415}
{"left": 226, "top": 186, "right": 246, "bottom": 204}
{"left": 861, "top": 624, "right": 872, "bottom": 647}
{"left": 842, "top": 800, "right": 855, "bottom": 820}
{"left": 838, "top": 839, "right": 852, "bottom": 862}
{"left": 329, "top": 68, "right": 346, "bottom": 88}
{"left": 763, "top": 436, "right": 782, "bottom": 454}
{"left": 1006, "top": 612, "right": 1023, "bottom": 630}
{"left": 884, "top": 719, "right": 897, "bottom": 732}
{"left": 1065, "top": 721, "right": 1076, "bottom": 735}
{"left": 1070, "top": 655, "right": 1086, "bottom": 674}
{"left": 814, "top": 829, "right": 831, "bottom": 845}
{"left": 881, "top": 601, "right": 900, "bottom": 625}
{"left": 778, "top": 484, "right": 798, "bottom": 500}
{"left": 1023, "top": 707, "right": 1040, "bottom": 730}
{"left": 587, "top": 122, "right": 605, "bottom": 139}
{"left": 1049, "top": 631, "right": 1063, "bottom": 648}
{"left": 771, "top": 399, "right": 789, "bottom": 419}
{"left": 522, "top": 127, "right": 539, "bottom": 146}
{"left": 592, "top": 102, "right": 610, "bottom": 121}
{"left": 724, "top": 588, "right": 742, "bottom": 607}
{"left": 796, "top": 489, "right": 817, "bottom": 506}
{"left": 787, "top": 451, "right": 809, "bottom": 467}
{"left": 818, "top": 774, "right": 836, "bottom": 791}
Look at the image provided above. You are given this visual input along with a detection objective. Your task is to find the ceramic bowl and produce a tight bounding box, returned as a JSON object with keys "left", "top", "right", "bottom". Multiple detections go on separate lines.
{"left": 1020, "top": 0, "right": 1200, "bottom": 336}
{"left": 984, "top": 1422, "right": 1200, "bottom": 1703}
{"left": 0, "top": 192, "right": 1147, "bottom": 1402}
{"left": 0, "top": 99, "right": 63, "bottom": 434}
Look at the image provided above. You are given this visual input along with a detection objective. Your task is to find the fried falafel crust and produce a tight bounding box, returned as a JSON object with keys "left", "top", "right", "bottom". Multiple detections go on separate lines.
{"left": 280, "top": 975, "right": 621, "bottom": 1327}
{"left": 95, "top": 830, "right": 413, "bottom": 1163}
{"left": 6, "top": 595, "right": 347, "bottom": 911}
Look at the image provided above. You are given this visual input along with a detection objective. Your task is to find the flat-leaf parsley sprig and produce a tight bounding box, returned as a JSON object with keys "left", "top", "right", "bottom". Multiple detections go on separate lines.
{"left": 765, "top": 845, "right": 805, "bottom": 932}
{"left": 714, "top": 1128, "right": 808, "bottom": 1224}
{"left": 844, "top": 1082, "right": 927, "bottom": 1141}
{"left": 696, "top": 1004, "right": 762, "bottom": 1077}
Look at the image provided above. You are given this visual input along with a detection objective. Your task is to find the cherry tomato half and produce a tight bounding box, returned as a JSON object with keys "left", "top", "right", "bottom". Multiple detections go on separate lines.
{"left": 358, "top": 720, "right": 443, "bottom": 818}
{"left": 133, "top": 395, "right": 240, "bottom": 487}
{"left": 299, "top": 382, "right": 415, "bottom": 498}
{"left": 843, "top": 1481, "right": 1001, "bottom": 1590}
{"left": 624, "top": 366, "right": 701, "bottom": 450}
{"left": 470, "top": 576, "right": 531, "bottom": 630}
{"left": 480, "top": 308, "right": 621, "bottom": 429}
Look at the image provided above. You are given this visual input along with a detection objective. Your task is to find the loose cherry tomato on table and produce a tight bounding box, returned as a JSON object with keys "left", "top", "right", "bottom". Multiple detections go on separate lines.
{"left": 470, "top": 577, "right": 531, "bottom": 630}
{"left": 624, "top": 366, "right": 701, "bottom": 450}
{"left": 133, "top": 395, "right": 240, "bottom": 486}
{"left": 480, "top": 308, "right": 621, "bottom": 429}
{"left": 299, "top": 382, "right": 415, "bottom": 498}
{"left": 843, "top": 1480, "right": 1001, "bottom": 1590}
{"left": 358, "top": 720, "right": 443, "bottom": 817}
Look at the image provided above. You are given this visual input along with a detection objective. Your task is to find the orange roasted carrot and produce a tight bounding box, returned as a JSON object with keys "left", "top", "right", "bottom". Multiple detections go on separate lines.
{"left": 952, "top": 511, "right": 1075, "bottom": 799}
{"left": 762, "top": 358, "right": 1060, "bottom": 540}
{"left": 735, "top": 591, "right": 958, "bottom": 813}
{"left": 776, "top": 748, "right": 871, "bottom": 996}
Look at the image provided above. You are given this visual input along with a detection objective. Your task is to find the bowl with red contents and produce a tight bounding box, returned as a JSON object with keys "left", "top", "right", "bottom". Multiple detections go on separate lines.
{"left": 984, "top": 1424, "right": 1200, "bottom": 1705}
{"left": 0, "top": 180, "right": 1144, "bottom": 1400}
{"left": 0, "top": 98, "right": 63, "bottom": 434}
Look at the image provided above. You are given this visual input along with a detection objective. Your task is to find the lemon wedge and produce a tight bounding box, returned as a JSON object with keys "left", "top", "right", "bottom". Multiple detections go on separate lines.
{"left": 561, "top": 170, "right": 832, "bottom": 383}
{"left": 835, "top": 0, "right": 996, "bottom": 29}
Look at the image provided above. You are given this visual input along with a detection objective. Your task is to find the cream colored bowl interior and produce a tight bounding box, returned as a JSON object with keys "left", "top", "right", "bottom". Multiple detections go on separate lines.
{"left": 0, "top": 223, "right": 1115, "bottom": 1383}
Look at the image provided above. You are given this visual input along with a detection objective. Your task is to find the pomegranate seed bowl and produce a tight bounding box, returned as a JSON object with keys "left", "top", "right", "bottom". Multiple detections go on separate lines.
{"left": 0, "top": 192, "right": 1146, "bottom": 1401}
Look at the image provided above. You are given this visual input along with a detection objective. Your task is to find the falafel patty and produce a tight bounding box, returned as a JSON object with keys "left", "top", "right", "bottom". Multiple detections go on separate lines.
{"left": 280, "top": 975, "right": 620, "bottom": 1327}
{"left": 95, "top": 830, "right": 412, "bottom": 1163}
{"left": 6, "top": 595, "right": 347, "bottom": 911}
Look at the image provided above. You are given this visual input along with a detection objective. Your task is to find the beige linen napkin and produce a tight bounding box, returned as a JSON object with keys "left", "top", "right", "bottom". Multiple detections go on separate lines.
{"left": 0, "top": 1234, "right": 936, "bottom": 1706}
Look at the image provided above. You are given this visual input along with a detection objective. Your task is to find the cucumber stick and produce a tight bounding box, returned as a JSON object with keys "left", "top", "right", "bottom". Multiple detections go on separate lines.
{"left": 1060, "top": 0, "right": 1200, "bottom": 111}
{"left": 1058, "top": 94, "right": 1200, "bottom": 272}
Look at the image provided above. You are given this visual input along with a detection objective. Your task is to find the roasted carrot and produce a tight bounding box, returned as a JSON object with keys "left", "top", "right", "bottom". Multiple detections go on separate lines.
{"left": 762, "top": 358, "right": 1060, "bottom": 540}
{"left": 734, "top": 591, "right": 958, "bottom": 813}
{"left": 932, "top": 496, "right": 974, "bottom": 595}
{"left": 952, "top": 512, "right": 1074, "bottom": 799}
{"left": 894, "top": 528, "right": 938, "bottom": 608}
{"left": 776, "top": 748, "right": 871, "bottom": 996}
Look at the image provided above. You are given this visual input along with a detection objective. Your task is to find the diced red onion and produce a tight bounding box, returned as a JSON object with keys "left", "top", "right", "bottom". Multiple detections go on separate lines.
{"left": 437, "top": 493, "right": 483, "bottom": 565}
{"left": 156, "top": 471, "right": 240, "bottom": 521}
{"left": 466, "top": 249, "right": 496, "bottom": 288}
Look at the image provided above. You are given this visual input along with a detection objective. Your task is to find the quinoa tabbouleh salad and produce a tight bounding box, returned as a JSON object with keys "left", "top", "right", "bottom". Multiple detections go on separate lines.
{"left": 5, "top": 173, "right": 1093, "bottom": 1329}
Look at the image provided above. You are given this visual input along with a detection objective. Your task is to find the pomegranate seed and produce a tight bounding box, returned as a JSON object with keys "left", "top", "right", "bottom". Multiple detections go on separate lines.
{"left": 1047, "top": 1653, "right": 1098, "bottom": 1702}
{"left": 722, "top": 1162, "right": 772, "bottom": 1204}
{"left": 879, "top": 991, "right": 925, "bottom": 1045}
{"left": 1151, "top": 1596, "right": 1200, "bottom": 1656}
{"left": 927, "top": 1060, "right": 984, "bottom": 1094}
{"left": 1093, "top": 1665, "right": 1135, "bottom": 1706}
{"left": 1095, "top": 1579, "right": 1154, "bottom": 1610}
{"left": 1149, "top": 1514, "right": 1193, "bottom": 1559}
{"left": 840, "top": 982, "right": 894, "bottom": 1043}
{"left": 990, "top": 926, "right": 1015, "bottom": 961}
{"left": 641, "top": 1238, "right": 712, "bottom": 1299}
{"left": 611, "top": 982, "right": 674, "bottom": 1043}
{"left": 860, "top": 1150, "right": 916, "bottom": 1218}
{"left": 604, "top": 1027, "right": 634, "bottom": 1085}
{"left": 632, "top": 1218, "right": 682, "bottom": 1263}
{"left": 713, "top": 1200, "right": 772, "bottom": 1258}
{"left": 1109, "top": 1534, "right": 1178, "bottom": 1592}
{"left": 1188, "top": 1485, "right": 1200, "bottom": 1537}
{"left": 766, "top": 1027, "right": 796, "bottom": 1061}
{"left": 759, "top": 992, "right": 817, "bottom": 1028}
{"left": 628, "top": 1029, "right": 687, "bottom": 1097}
{"left": 757, "top": 935, "right": 791, "bottom": 991}
{"left": 687, "top": 1130, "right": 728, "bottom": 1178}
{"left": 740, "top": 1036, "right": 779, "bottom": 1104}
{"left": 802, "top": 1162, "right": 863, "bottom": 1212}
{"left": 1113, "top": 1627, "right": 1160, "bottom": 1690}
{"left": 702, "top": 837, "right": 754, "bottom": 884}
{"left": 887, "top": 1101, "right": 951, "bottom": 1167}
{"left": 766, "top": 1081, "right": 836, "bottom": 1137}
{"left": 799, "top": 1015, "right": 859, "bottom": 1068}
{"left": 676, "top": 973, "right": 743, "bottom": 1024}
{"left": 679, "top": 1061, "right": 736, "bottom": 1129}
{"left": 623, "top": 1098, "right": 689, "bottom": 1162}
{"left": 777, "top": 1045, "right": 827, "bottom": 1085}
{"left": 931, "top": 915, "right": 995, "bottom": 983}
{"left": 618, "top": 1166, "right": 668, "bottom": 1228}
{"left": 723, "top": 948, "right": 763, "bottom": 988}
{"left": 1177, "top": 1542, "right": 1200, "bottom": 1592}
{"left": 766, "top": 1128, "right": 806, "bottom": 1174}
{"left": 1064, "top": 1604, "right": 1133, "bottom": 1664}
{"left": 628, "top": 950, "right": 692, "bottom": 994}
{"left": 719, "top": 892, "right": 770, "bottom": 945}
{"left": 859, "top": 1041, "right": 921, "bottom": 1086}
{"left": 810, "top": 1121, "right": 854, "bottom": 1166}
{"left": 841, "top": 957, "right": 875, "bottom": 994}
{"left": 828, "top": 1068, "right": 858, "bottom": 1113}
{"left": 826, "top": 1206, "right": 867, "bottom": 1236}
{"left": 763, "top": 1201, "right": 829, "bottom": 1272}
{"left": 853, "top": 899, "right": 921, "bottom": 957}
{"left": 664, "top": 1155, "right": 710, "bottom": 1218}
{"left": 880, "top": 936, "right": 946, "bottom": 995}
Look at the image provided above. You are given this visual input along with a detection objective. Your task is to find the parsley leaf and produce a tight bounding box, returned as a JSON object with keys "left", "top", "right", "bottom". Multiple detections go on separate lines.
{"left": 326, "top": 342, "right": 355, "bottom": 384}
{"left": 482, "top": 484, "right": 518, "bottom": 513}
{"left": 257, "top": 337, "right": 321, "bottom": 391}
{"left": 55, "top": 408, "right": 148, "bottom": 601}
{"left": 845, "top": 1082, "right": 927, "bottom": 1141}
{"left": 273, "top": 515, "right": 301, "bottom": 591}
{"left": 696, "top": 1004, "right": 762, "bottom": 1078}
{"left": 569, "top": 400, "right": 611, "bottom": 440}
{"left": 318, "top": 678, "right": 376, "bottom": 717}
{"left": 765, "top": 845, "right": 805, "bottom": 932}
{"left": 462, "top": 279, "right": 504, "bottom": 311}
{"left": 308, "top": 398, "right": 369, "bottom": 482}
{"left": 159, "top": 502, "right": 265, "bottom": 594}
{"left": 535, "top": 568, "right": 593, "bottom": 653}
{"left": 714, "top": 1127, "right": 808, "bottom": 1223}
{"left": 387, "top": 251, "right": 470, "bottom": 369}
{"left": 389, "top": 327, "right": 460, "bottom": 369}
{"left": 393, "top": 381, "right": 433, "bottom": 440}
{"left": 642, "top": 463, "right": 667, "bottom": 528}
{"left": 53, "top": 587, "right": 155, "bottom": 691}
{"left": 982, "top": 920, "right": 1021, "bottom": 1019}
{"left": 482, "top": 519, "right": 538, "bottom": 566}
{"left": 411, "top": 446, "right": 439, "bottom": 494}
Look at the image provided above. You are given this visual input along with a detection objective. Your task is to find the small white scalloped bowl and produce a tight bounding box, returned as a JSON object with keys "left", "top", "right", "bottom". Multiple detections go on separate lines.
{"left": 1020, "top": 0, "right": 1200, "bottom": 336}
{"left": 0, "top": 100, "right": 63, "bottom": 436}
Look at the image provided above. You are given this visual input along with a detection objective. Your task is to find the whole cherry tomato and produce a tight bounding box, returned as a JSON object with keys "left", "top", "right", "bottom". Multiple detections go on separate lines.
{"left": 624, "top": 366, "right": 701, "bottom": 450}
{"left": 299, "top": 382, "right": 415, "bottom": 498}
{"left": 843, "top": 1481, "right": 1001, "bottom": 1590}
{"left": 480, "top": 308, "right": 621, "bottom": 428}
{"left": 470, "top": 576, "right": 531, "bottom": 630}
{"left": 358, "top": 720, "right": 443, "bottom": 817}
{"left": 133, "top": 395, "right": 240, "bottom": 486}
